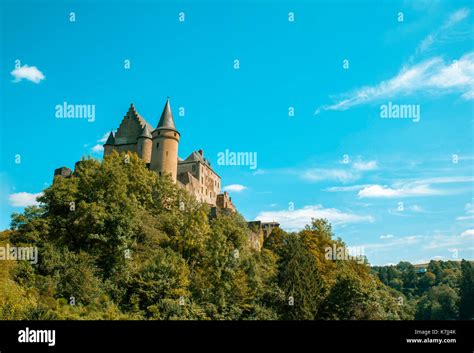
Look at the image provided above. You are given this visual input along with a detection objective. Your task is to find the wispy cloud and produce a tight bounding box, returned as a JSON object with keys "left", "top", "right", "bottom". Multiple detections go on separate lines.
{"left": 457, "top": 202, "right": 474, "bottom": 220}
{"left": 11, "top": 65, "right": 45, "bottom": 84}
{"left": 255, "top": 204, "right": 374, "bottom": 231}
{"left": 315, "top": 8, "right": 473, "bottom": 114}
{"left": 223, "top": 184, "right": 247, "bottom": 192}
{"left": 423, "top": 230, "right": 474, "bottom": 250}
{"left": 357, "top": 176, "right": 473, "bottom": 198}
{"left": 461, "top": 229, "right": 474, "bottom": 237}
{"left": 8, "top": 192, "right": 43, "bottom": 207}
{"left": 91, "top": 144, "right": 104, "bottom": 153}
{"left": 98, "top": 132, "right": 110, "bottom": 144}
{"left": 413, "top": 7, "right": 471, "bottom": 60}
{"left": 300, "top": 168, "right": 359, "bottom": 183}
{"left": 91, "top": 132, "right": 113, "bottom": 154}
{"left": 380, "top": 234, "right": 394, "bottom": 239}
{"left": 358, "top": 235, "right": 424, "bottom": 251}
{"left": 316, "top": 52, "right": 474, "bottom": 113}
{"left": 353, "top": 160, "right": 378, "bottom": 171}
{"left": 358, "top": 184, "right": 444, "bottom": 198}
{"left": 325, "top": 184, "right": 370, "bottom": 192}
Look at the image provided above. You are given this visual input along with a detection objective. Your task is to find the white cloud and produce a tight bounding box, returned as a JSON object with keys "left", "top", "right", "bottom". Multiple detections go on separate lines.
{"left": 353, "top": 160, "right": 378, "bottom": 171}
{"left": 358, "top": 184, "right": 443, "bottom": 198}
{"left": 457, "top": 215, "right": 474, "bottom": 221}
{"left": 316, "top": 52, "right": 474, "bottom": 113}
{"left": 461, "top": 229, "right": 474, "bottom": 237}
{"left": 358, "top": 235, "right": 424, "bottom": 251}
{"left": 8, "top": 192, "right": 43, "bottom": 207}
{"left": 358, "top": 176, "right": 472, "bottom": 198}
{"left": 255, "top": 204, "right": 374, "bottom": 231}
{"left": 380, "top": 234, "right": 394, "bottom": 239}
{"left": 98, "top": 132, "right": 111, "bottom": 143}
{"left": 457, "top": 202, "right": 474, "bottom": 220}
{"left": 300, "top": 168, "right": 358, "bottom": 183}
{"left": 91, "top": 144, "right": 104, "bottom": 153}
{"left": 414, "top": 8, "right": 470, "bottom": 59}
{"left": 223, "top": 184, "right": 247, "bottom": 192}
{"left": 408, "top": 205, "right": 421, "bottom": 212}
{"left": 11, "top": 65, "right": 45, "bottom": 84}
{"left": 90, "top": 132, "right": 114, "bottom": 154}
{"left": 423, "top": 230, "right": 474, "bottom": 250}
{"left": 446, "top": 7, "right": 470, "bottom": 26}
{"left": 325, "top": 184, "right": 369, "bottom": 192}
{"left": 315, "top": 8, "right": 472, "bottom": 114}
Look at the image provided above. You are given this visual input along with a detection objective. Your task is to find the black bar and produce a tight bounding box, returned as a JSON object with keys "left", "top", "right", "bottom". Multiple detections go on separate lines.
{"left": 0, "top": 320, "right": 472, "bottom": 352}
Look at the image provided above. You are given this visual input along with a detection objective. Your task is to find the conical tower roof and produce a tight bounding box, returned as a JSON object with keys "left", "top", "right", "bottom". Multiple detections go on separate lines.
{"left": 139, "top": 124, "right": 152, "bottom": 138}
{"left": 156, "top": 97, "right": 177, "bottom": 131}
{"left": 104, "top": 131, "right": 115, "bottom": 145}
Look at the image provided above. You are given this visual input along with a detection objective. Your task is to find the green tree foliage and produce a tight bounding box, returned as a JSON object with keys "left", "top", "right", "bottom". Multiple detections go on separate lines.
{"left": 0, "top": 151, "right": 466, "bottom": 320}
{"left": 459, "top": 260, "right": 474, "bottom": 319}
{"left": 278, "top": 234, "right": 324, "bottom": 320}
{"left": 415, "top": 285, "right": 459, "bottom": 320}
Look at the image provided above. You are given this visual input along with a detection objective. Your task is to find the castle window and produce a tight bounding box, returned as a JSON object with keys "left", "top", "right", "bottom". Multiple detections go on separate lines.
{"left": 166, "top": 151, "right": 168, "bottom": 156}
{"left": 156, "top": 143, "right": 159, "bottom": 148}
{"left": 192, "top": 165, "right": 196, "bottom": 172}
{"left": 174, "top": 133, "right": 177, "bottom": 137}
{"left": 158, "top": 131, "right": 161, "bottom": 135}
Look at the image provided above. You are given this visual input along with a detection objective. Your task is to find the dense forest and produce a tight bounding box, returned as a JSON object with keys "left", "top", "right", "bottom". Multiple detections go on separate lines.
{"left": 0, "top": 152, "right": 472, "bottom": 320}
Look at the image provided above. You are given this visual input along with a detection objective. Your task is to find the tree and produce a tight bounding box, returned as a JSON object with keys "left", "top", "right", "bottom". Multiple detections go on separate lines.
{"left": 415, "top": 285, "right": 459, "bottom": 320}
{"left": 459, "top": 260, "right": 474, "bottom": 319}
{"left": 278, "top": 234, "right": 324, "bottom": 320}
{"left": 123, "top": 247, "right": 190, "bottom": 318}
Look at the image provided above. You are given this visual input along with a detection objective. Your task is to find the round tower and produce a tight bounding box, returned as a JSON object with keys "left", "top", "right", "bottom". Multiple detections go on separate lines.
{"left": 150, "top": 98, "right": 180, "bottom": 181}
{"left": 137, "top": 124, "right": 153, "bottom": 164}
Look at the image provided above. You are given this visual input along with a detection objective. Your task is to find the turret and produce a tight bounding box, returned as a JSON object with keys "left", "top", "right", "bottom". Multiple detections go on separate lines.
{"left": 149, "top": 98, "right": 180, "bottom": 181}
{"left": 103, "top": 131, "right": 115, "bottom": 156}
{"left": 137, "top": 124, "right": 153, "bottom": 164}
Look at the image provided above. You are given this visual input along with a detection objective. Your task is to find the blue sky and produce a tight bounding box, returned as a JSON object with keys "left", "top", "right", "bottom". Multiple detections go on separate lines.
{"left": 1, "top": 0, "right": 473, "bottom": 265}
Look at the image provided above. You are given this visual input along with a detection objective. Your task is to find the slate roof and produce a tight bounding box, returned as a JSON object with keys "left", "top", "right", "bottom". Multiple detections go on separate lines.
{"left": 156, "top": 98, "right": 177, "bottom": 131}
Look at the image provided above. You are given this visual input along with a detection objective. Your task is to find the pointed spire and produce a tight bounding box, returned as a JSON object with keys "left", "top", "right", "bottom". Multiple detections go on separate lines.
{"left": 156, "top": 97, "right": 177, "bottom": 131}
{"left": 104, "top": 131, "right": 115, "bottom": 145}
{"left": 127, "top": 103, "right": 136, "bottom": 117}
{"left": 139, "top": 124, "right": 152, "bottom": 138}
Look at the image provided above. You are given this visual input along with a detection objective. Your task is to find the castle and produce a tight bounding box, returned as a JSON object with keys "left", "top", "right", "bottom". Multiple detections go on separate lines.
{"left": 55, "top": 98, "right": 235, "bottom": 212}
{"left": 105, "top": 99, "right": 236, "bottom": 210}
{"left": 54, "top": 98, "right": 281, "bottom": 248}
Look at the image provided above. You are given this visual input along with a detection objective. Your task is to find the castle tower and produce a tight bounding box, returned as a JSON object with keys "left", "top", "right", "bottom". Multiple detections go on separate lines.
{"left": 103, "top": 131, "right": 115, "bottom": 156}
{"left": 137, "top": 124, "right": 153, "bottom": 164}
{"left": 150, "top": 98, "right": 180, "bottom": 181}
